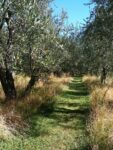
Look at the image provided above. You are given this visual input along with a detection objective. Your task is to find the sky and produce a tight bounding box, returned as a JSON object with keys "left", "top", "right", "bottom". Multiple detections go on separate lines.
{"left": 51, "top": 0, "right": 93, "bottom": 26}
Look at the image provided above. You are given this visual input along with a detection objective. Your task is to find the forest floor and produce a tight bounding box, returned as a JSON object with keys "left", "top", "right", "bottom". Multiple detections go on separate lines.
{"left": 0, "top": 77, "right": 90, "bottom": 150}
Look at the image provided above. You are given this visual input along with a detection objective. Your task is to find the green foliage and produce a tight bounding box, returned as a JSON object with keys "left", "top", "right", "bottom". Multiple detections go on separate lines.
{"left": 81, "top": 0, "right": 113, "bottom": 75}
{"left": 0, "top": 0, "right": 71, "bottom": 75}
{"left": 0, "top": 0, "right": 82, "bottom": 99}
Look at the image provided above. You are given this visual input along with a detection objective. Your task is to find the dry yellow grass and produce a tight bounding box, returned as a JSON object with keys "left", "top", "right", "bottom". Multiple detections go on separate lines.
{"left": 82, "top": 75, "right": 100, "bottom": 90}
{"left": 0, "top": 115, "right": 14, "bottom": 140}
{"left": 82, "top": 74, "right": 99, "bottom": 84}
{"left": 90, "top": 86, "right": 113, "bottom": 110}
{"left": 0, "top": 83, "right": 5, "bottom": 100}
{"left": 17, "top": 82, "right": 62, "bottom": 115}
{"left": 88, "top": 106, "right": 113, "bottom": 149}
{"left": 0, "top": 74, "right": 72, "bottom": 100}
{"left": 12, "top": 74, "right": 71, "bottom": 116}
{"left": 49, "top": 73, "right": 72, "bottom": 85}
{"left": 14, "top": 74, "right": 30, "bottom": 92}
{"left": 83, "top": 75, "right": 113, "bottom": 108}
{"left": 0, "top": 101, "right": 29, "bottom": 135}
{"left": 106, "top": 76, "right": 113, "bottom": 85}
{"left": 0, "top": 74, "right": 30, "bottom": 100}
{"left": 15, "top": 74, "right": 30, "bottom": 87}
{"left": 84, "top": 75, "right": 113, "bottom": 149}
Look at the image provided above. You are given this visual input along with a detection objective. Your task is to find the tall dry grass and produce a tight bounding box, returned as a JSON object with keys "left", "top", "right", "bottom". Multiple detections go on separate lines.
{"left": 83, "top": 75, "right": 113, "bottom": 150}
{"left": 49, "top": 73, "right": 72, "bottom": 85}
{"left": 90, "top": 86, "right": 113, "bottom": 110}
{"left": 82, "top": 75, "right": 100, "bottom": 90}
{"left": 16, "top": 74, "right": 72, "bottom": 115}
{"left": 17, "top": 82, "right": 62, "bottom": 115}
{"left": 0, "top": 115, "right": 14, "bottom": 140}
{"left": 88, "top": 106, "right": 113, "bottom": 150}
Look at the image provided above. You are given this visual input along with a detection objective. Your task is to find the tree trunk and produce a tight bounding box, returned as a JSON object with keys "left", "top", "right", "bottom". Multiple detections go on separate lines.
{"left": 21, "top": 75, "right": 39, "bottom": 98}
{"left": 0, "top": 68, "right": 17, "bottom": 100}
{"left": 0, "top": 8, "right": 17, "bottom": 100}
{"left": 101, "top": 67, "right": 107, "bottom": 84}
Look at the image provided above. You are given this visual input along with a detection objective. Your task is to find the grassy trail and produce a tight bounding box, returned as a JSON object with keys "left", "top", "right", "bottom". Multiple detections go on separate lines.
{"left": 28, "top": 77, "right": 90, "bottom": 150}
{"left": 0, "top": 77, "right": 90, "bottom": 150}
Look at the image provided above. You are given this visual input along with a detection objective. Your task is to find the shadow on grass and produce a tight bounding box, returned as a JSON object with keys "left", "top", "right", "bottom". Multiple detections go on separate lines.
{"left": 62, "top": 90, "right": 88, "bottom": 97}
{"left": 54, "top": 107, "right": 89, "bottom": 115}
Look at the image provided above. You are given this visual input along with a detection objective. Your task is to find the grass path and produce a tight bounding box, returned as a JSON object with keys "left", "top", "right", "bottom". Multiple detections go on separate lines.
{"left": 28, "top": 77, "right": 90, "bottom": 150}
{"left": 0, "top": 77, "right": 90, "bottom": 150}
